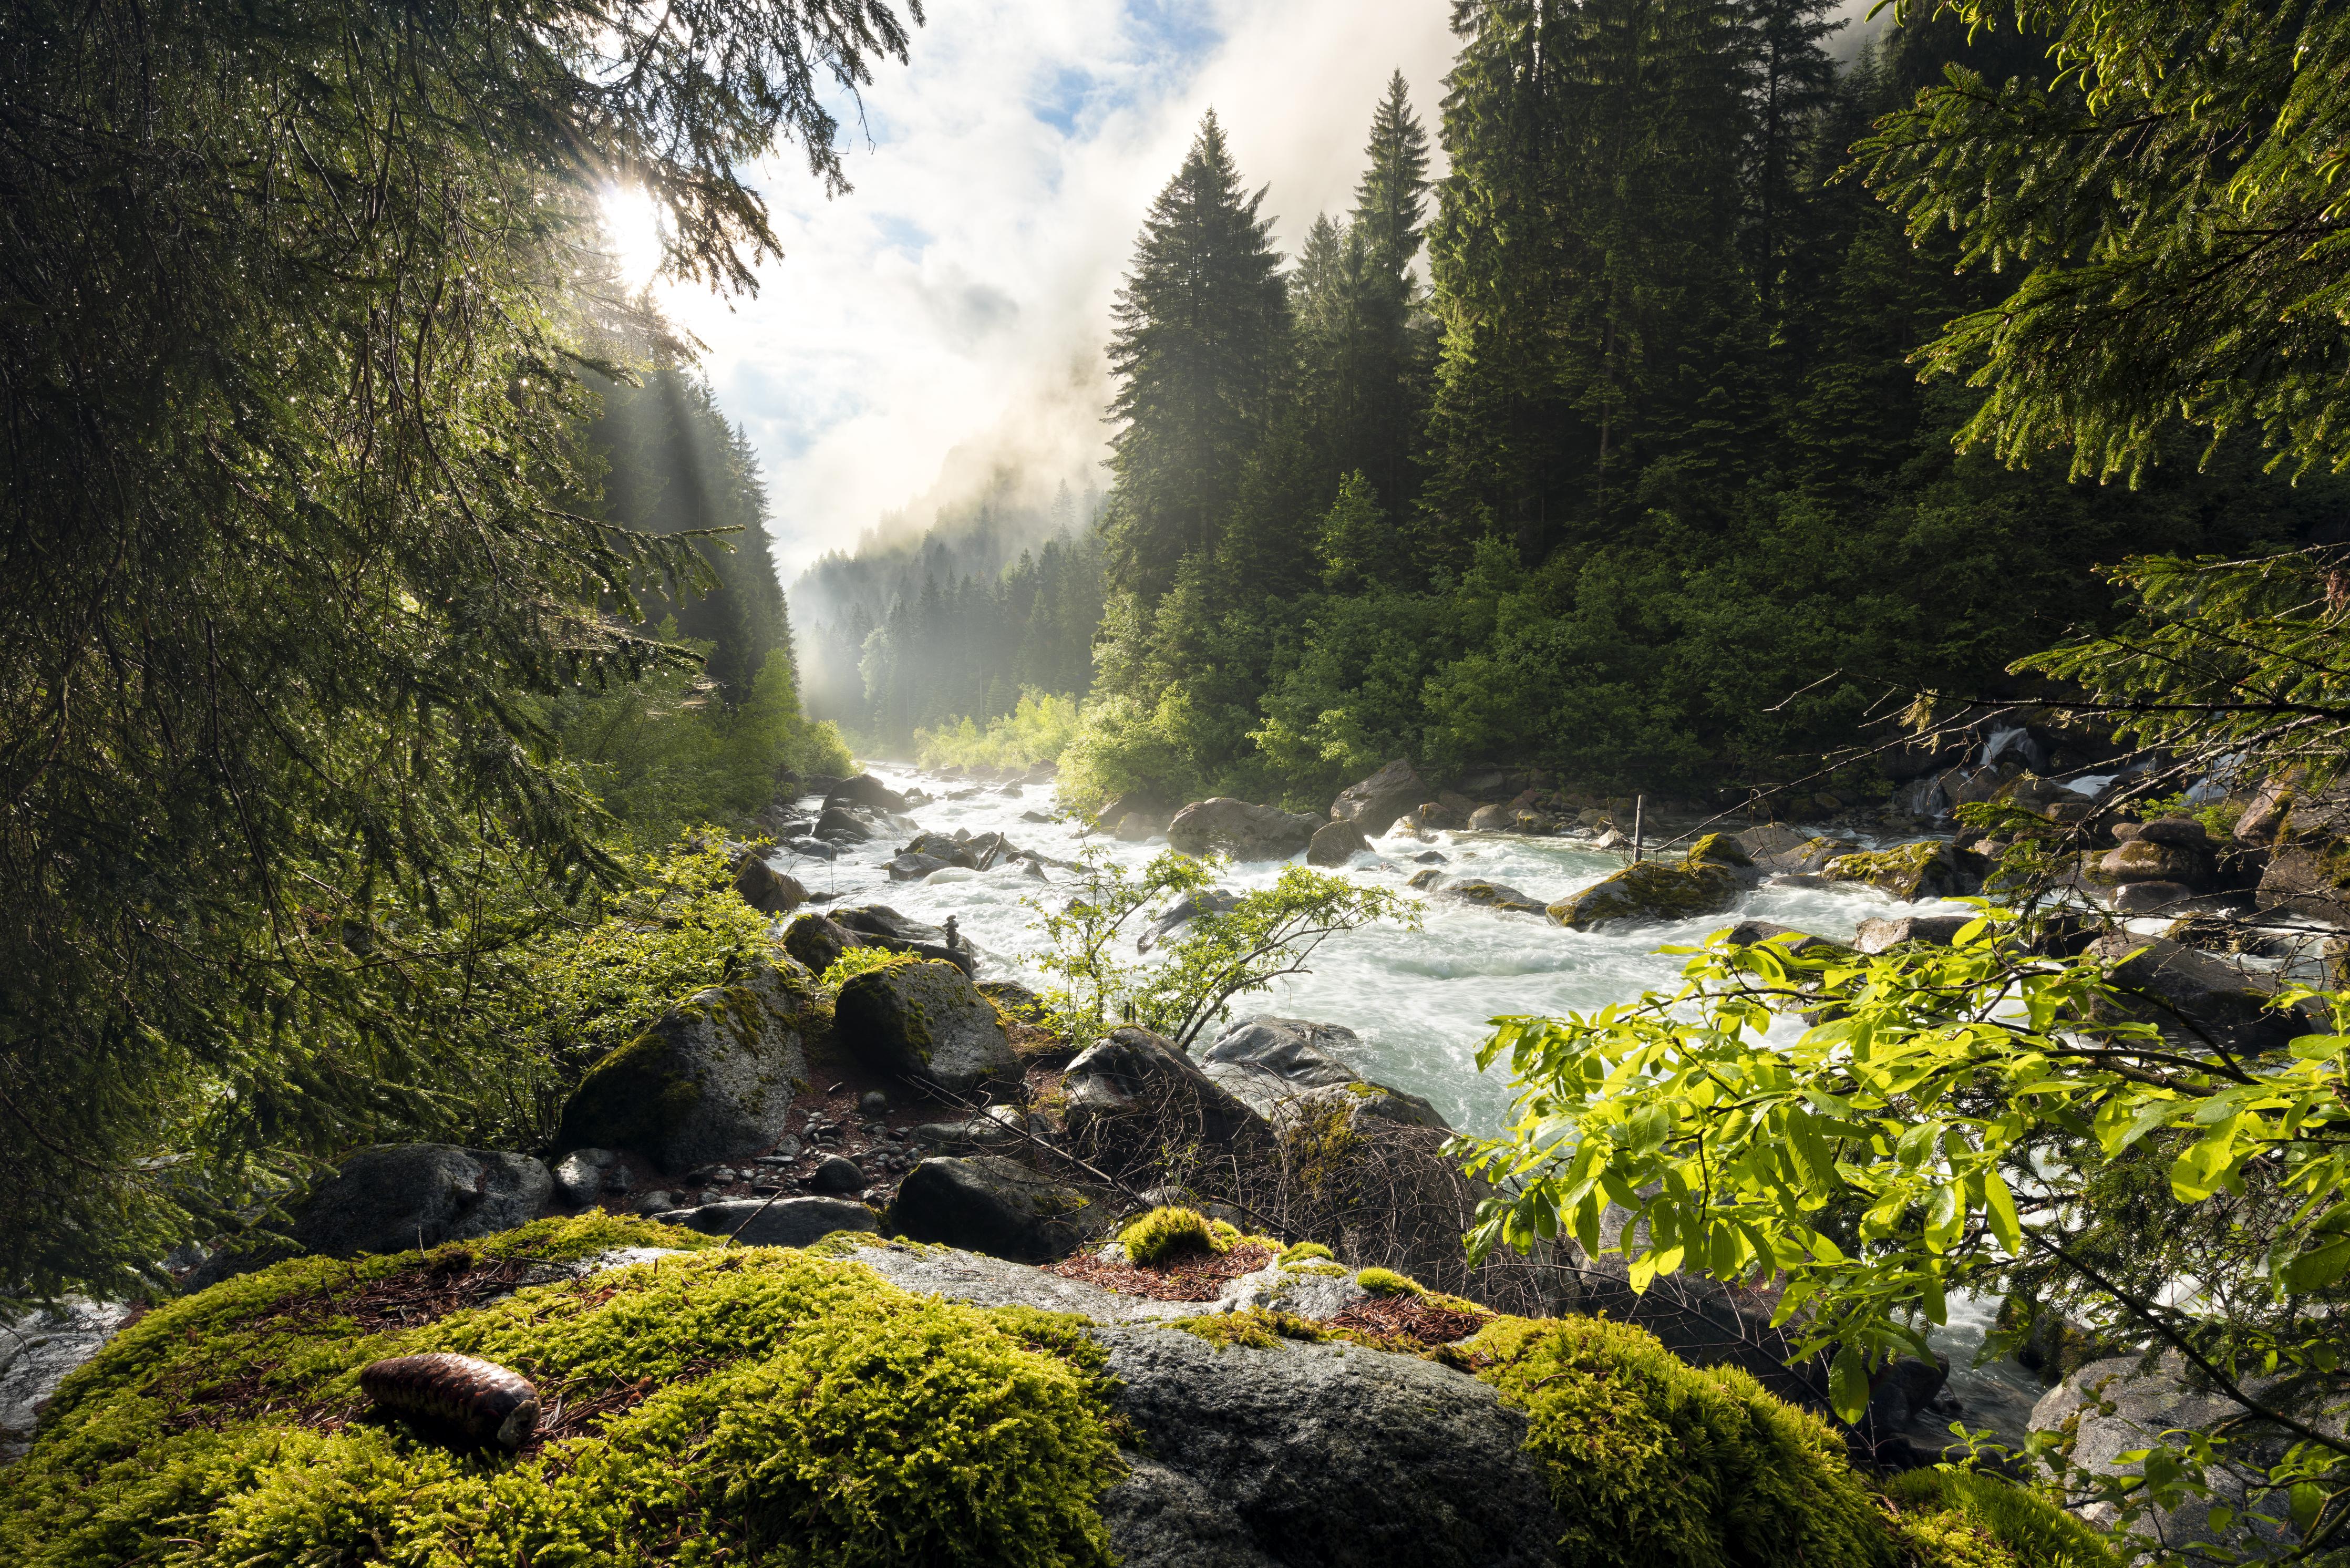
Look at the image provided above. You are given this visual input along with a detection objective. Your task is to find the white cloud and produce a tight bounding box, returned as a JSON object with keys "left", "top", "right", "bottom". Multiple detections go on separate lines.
{"left": 644, "top": 0, "right": 1461, "bottom": 577}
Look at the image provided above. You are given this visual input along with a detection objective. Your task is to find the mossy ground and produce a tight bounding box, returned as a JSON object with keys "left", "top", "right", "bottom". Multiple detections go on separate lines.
{"left": 1, "top": 1215, "right": 1122, "bottom": 1568}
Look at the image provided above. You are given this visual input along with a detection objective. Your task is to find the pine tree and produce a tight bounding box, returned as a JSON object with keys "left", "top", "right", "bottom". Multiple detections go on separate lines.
{"left": 1102, "top": 111, "right": 1290, "bottom": 610}
{"left": 1352, "top": 69, "right": 1434, "bottom": 286}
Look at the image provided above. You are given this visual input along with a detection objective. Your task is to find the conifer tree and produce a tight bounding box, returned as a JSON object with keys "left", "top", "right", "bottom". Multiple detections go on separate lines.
{"left": 1102, "top": 111, "right": 1290, "bottom": 608}
{"left": 1352, "top": 70, "right": 1434, "bottom": 287}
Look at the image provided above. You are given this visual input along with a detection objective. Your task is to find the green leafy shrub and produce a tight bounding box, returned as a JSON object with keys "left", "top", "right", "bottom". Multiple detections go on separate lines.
{"left": 1882, "top": 1471, "right": 2121, "bottom": 1568}
{"left": 2, "top": 1221, "right": 1122, "bottom": 1568}
{"left": 1355, "top": 1267, "right": 1424, "bottom": 1297}
{"left": 1469, "top": 1314, "right": 1893, "bottom": 1568}
{"left": 916, "top": 690, "right": 1084, "bottom": 773}
{"left": 1119, "top": 1206, "right": 1223, "bottom": 1266}
{"left": 820, "top": 945, "right": 921, "bottom": 991}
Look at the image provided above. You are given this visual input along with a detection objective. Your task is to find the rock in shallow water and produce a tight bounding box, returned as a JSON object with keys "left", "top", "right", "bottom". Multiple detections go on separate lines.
{"left": 1547, "top": 833, "right": 1754, "bottom": 930}
{"left": 1166, "top": 798, "right": 1321, "bottom": 861}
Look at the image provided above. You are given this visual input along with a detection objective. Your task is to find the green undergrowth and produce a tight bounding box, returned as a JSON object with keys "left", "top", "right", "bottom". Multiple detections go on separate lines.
{"left": 1, "top": 1215, "right": 1122, "bottom": 1568}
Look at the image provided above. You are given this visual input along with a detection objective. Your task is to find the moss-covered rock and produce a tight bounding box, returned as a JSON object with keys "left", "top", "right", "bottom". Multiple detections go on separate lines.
{"left": 1470, "top": 1313, "right": 1893, "bottom": 1568}
{"left": 555, "top": 960, "right": 818, "bottom": 1173}
{"left": 1547, "top": 834, "right": 1755, "bottom": 931}
{"left": 1823, "top": 840, "right": 1973, "bottom": 901}
{"left": 0, "top": 1215, "right": 1122, "bottom": 1568}
{"left": 833, "top": 958, "right": 1019, "bottom": 1095}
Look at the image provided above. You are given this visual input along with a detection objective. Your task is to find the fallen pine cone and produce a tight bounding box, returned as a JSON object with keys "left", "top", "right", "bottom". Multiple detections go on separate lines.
{"left": 360, "top": 1353, "right": 540, "bottom": 1449}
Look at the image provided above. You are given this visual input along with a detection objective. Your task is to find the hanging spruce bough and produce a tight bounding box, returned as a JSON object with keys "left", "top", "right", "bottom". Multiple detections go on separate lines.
{"left": 1458, "top": 913, "right": 2350, "bottom": 1554}
{"left": 1861, "top": 0, "right": 2350, "bottom": 481}
{"left": 0, "top": 0, "right": 918, "bottom": 1305}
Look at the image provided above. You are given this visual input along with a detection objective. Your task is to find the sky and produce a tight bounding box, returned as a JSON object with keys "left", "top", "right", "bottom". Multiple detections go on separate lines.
{"left": 621, "top": 0, "right": 1463, "bottom": 579}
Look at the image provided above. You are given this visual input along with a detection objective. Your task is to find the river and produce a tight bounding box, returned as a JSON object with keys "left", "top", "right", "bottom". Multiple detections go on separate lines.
{"left": 772, "top": 765, "right": 2050, "bottom": 1445}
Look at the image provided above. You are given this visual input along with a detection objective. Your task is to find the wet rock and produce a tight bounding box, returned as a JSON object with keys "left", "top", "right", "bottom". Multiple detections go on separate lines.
{"left": 2088, "top": 934, "right": 2325, "bottom": 1056}
{"left": 730, "top": 852, "right": 807, "bottom": 914}
{"left": 1407, "top": 868, "right": 1445, "bottom": 890}
{"left": 899, "top": 831, "right": 979, "bottom": 868}
{"left": 828, "top": 904, "right": 977, "bottom": 976}
{"left": 824, "top": 773, "right": 909, "bottom": 814}
{"left": 1430, "top": 878, "right": 1546, "bottom": 915}
{"left": 1166, "top": 798, "right": 1322, "bottom": 861}
{"left": 556, "top": 962, "right": 818, "bottom": 1172}
{"left": 814, "top": 805, "right": 876, "bottom": 843}
{"left": 884, "top": 851, "right": 955, "bottom": 882}
{"left": 1853, "top": 914, "right": 1975, "bottom": 954}
{"left": 1466, "top": 803, "right": 1513, "bottom": 832}
{"left": 1726, "top": 920, "right": 1851, "bottom": 960}
{"left": 654, "top": 1195, "right": 880, "bottom": 1248}
{"left": 1097, "top": 790, "right": 1175, "bottom": 838}
{"left": 1329, "top": 758, "right": 1426, "bottom": 839}
{"left": 780, "top": 835, "right": 838, "bottom": 861}
{"left": 833, "top": 959, "right": 1020, "bottom": 1095}
{"left": 1200, "top": 1016, "right": 1449, "bottom": 1131}
{"left": 1137, "top": 888, "right": 1240, "bottom": 953}
{"left": 1306, "top": 819, "right": 1373, "bottom": 866}
{"left": 2110, "top": 880, "right": 2198, "bottom": 915}
{"left": 1822, "top": 840, "right": 1974, "bottom": 901}
{"left": 2095, "top": 838, "right": 2211, "bottom": 888}
{"left": 1739, "top": 826, "right": 1857, "bottom": 874}
{"left": 1547, "top": 833, "right": 1754, "bottom": 931}
{"left": 886, "top": 1156, "right": 1119, "bottom": 1263}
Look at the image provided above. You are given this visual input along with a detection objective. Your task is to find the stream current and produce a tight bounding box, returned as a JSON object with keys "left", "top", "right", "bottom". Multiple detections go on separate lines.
{"left": 767, "top": 765, "right": 2050, "bottom": 1445}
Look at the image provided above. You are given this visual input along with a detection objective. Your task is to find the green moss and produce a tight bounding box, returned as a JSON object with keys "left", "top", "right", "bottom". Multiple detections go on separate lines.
{"left": 1469, "top": 1314, "right": 1894, "bottom": 1568}
{"left": 3, "top": 1223, "right": 1124, "bottom": 1568}
{"left": 1547, "top": 857, "right": 1745, "bottom": 931}
{"left": 1823, "top": 841, "right": 1958, "bottom": 901}
{"left": 1355, "top": 1267, "right": 1425, "bottom": 1297}
{"left": 1884, "top": 1504, "right": 2019, "bottom": 1568}
{"left": 1275, "top": 1241, "right": 1334, "bottom": 1264}
{"left": 1167, "top": 1308, "right": 1332, "bottom": 1352}
{"left": 1882, "top": 1470, "right": 2121, "bottom": 1568}
{"left": 1283, "top": 1262, "right": 1350, "bottom": 1278}
{"left": 1119, "top": 1206, "right": 1223, "bottom": 1266}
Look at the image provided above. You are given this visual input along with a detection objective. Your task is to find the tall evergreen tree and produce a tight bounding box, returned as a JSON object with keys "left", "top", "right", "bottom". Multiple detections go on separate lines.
{"left": 1102, "top": 111, "right": 1290, "bottom": 608}
{"left": 1352, "top": 69, "right": 1434, "bottom": 286}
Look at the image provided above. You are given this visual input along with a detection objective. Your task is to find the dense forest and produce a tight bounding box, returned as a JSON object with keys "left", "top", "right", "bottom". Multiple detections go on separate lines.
{"left": 1043, "top": 9, "right": 2348, "bottom": 811}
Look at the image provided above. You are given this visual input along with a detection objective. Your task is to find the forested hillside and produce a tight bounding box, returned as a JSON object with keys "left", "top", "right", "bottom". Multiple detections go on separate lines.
{"left": 793, "top": 478, "right": 1105, "bottom": 750}
{"left": 1061, "top": 7, "right": 2348, "bottom": 812}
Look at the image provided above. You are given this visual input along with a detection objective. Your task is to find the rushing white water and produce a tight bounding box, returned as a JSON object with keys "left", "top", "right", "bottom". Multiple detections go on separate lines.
{"left": 774, "top": 766, "right": 2046, "bottom": 1440}
{"left": 776, "top": 766, "right": 1965, "bottom": 1137}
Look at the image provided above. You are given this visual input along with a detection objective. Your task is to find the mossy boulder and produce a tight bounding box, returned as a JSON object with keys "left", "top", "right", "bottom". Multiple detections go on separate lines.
{"left": 1546, "top": 833, "right": 1755, "bottom": 931}
{"left": 1822, "top": 840, "right": 1973, "bottom": 901}
{"left": 555, "top": 960, "right": 817, "bottom": 1174}
{"left": 1432, "top": 877, "right": 1548, "bottom": 914}
{"left": 0, "top": 1216, "right": 1124, "bottom": 1568}
{"left": 6, "top": 1219, "right": 2116, "bottom": 1568}
{"left": 833, "top": 958, "right": 1020, "bottom": 1095}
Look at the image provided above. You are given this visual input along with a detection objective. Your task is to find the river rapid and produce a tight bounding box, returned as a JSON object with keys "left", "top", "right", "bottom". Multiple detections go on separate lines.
{"left": 771, "top": 765, "right": 2049, "bottom": 1443}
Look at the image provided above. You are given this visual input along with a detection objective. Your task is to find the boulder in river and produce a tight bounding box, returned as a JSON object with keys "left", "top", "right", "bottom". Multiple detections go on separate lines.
{"left": 1306, "top": 819, "right": 1373, "bottom": 866}
{"left": 813, "top": 804, "right": 875, "bottom": 842}
{"left": 1853, "top": 914, "right": 1975, "bottom": 953}
{"left": 2087, "top": 933, "right": 2325, "bottom": 1056}
{"left": 886, "top": 1154, "right": 1120, "bottom": 1262}
{"left": 824, "top": 772, "right": 909, "bottom": 814}
{"left": 1547, "top": 833, "right": 1754, "bottom": 931}
{"left": 556, "top": 961, "right": 817, "bottom": 1173}
{"left": 828, "top": 904, "right": 976, "bottom": 975}
{"left": 1166, "top": 797, "right": 1321, "bottom": 861}
{"left": 1328, "top": 757, "right": 1425, "bottom": 838}
{"left": 731, "top": 852, "right": 807, "bottom": 914}
{"left": 884, "top": 851, "right": 955, "bottom": 882}
{"left": 1430, "top": 878, "right": 1546, "bottom": 915}
{"left": 833, "top": 958, "right": 1021, "bottom": 1095}
{"left": 1821, "top": 840, "right": 1974, "bottom": 901}
{"left": 1737, "top": 824, "right": 1856, "bottom": 874}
